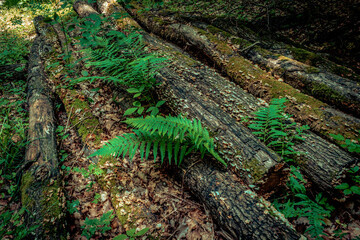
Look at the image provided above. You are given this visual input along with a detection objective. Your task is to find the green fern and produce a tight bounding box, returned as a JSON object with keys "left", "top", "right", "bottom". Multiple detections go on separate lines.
{"left": 91, "top": 115, "right": 226, "bottom": 166}
{"left": 249, "top": 98, "right": 308, "bottom": 161}
{"left": 75, "top": 30, "right": 167, "bottom": 92}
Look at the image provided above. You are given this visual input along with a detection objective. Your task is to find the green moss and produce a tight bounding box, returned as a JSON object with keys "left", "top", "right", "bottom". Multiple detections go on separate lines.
{"left": 309, "top": 82, "right": 346, "bottom": 103}
{"left": 230, "top": 37, "right": 251, "bottom": 48}
{"left": 196, "top": 28, "right": 233, "bottom": 55}
{"left": 242, "top": 158, "right": 266, "bottom": 182}
{"left": 20, "top": 172, "right": 35, "bottom": 209}
{"left": 63, "top": 91, "right": 102, "bottom": 145}
{"left": 304, "top": 66, "right": 320, "bottom": 74}
{"left": 289, "top": 47, "right": 322, "bottom": 66}
{"left": 206, "top": 25, "right": 232, "bottom": 38}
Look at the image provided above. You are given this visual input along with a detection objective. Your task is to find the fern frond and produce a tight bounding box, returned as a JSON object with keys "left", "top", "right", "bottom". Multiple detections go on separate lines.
{"left": 91, "top": 116, "right": 226, "bottom": 166}
{"left": 124, "top": 115, "right": 225, "bottom": 166}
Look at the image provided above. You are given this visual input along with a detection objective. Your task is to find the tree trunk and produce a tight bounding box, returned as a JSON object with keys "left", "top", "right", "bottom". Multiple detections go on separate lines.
{"left": 125, "top": 6, "right": 360, "bottom": 147}
{"left": 94, "top": 1, "right": 359, "bottom": 196}
{"left": 96, "top": 0, "right": 359, "bottom": 194}
{"left": 70, "top": 1, "right": 305, "bottom": 238}
{"left": 21, "top": 16, "right": 66, "bottom": 239}
{"left": 175, "top": 14, "right": 360, "bottom": 83}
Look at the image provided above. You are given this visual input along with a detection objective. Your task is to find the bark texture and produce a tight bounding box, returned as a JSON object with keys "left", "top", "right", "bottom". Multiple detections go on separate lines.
{"left": 85, "top": 1, "right": 305, "bottom": 238}
{"left": 175, "top": 156, "right": 302, "bottom": 240}
{"left": 97, "top": 0, "right": 359, "bottom": 194}
{"left": 146, "top": 33, "right": 357, "bottom": 194}
{"left": 21, "top": 16, "right": 65, "bottom": 239}
{"left": 126, "top": 7, "right": 360, "bottom": 146}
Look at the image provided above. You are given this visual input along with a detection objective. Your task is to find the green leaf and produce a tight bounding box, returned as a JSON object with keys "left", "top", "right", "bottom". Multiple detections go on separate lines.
{"left": 81, "top": 70, "right": 89, "bottom": 77}
{"left": 113, "top": 234, "right": 127, "bottom": 240}
{"left": 350, "top": 186, "right": 360, "bottom": 195}
{"left": 124, "top": 108, "right": 137, "bottom": 116}
{"left": 335, "top": 183, "right": 349, "bottom": 190}
{"left": 156, "top": 100, "right": 166, "bottom": 107}
{"left": 137, "top": 107, "right": 145, "bottom": 115}
{"left": 134, "top": 227, "right": 149, "bottom": 236}
{"left": 127, "top": 88, "right": 139, "bottom": 93}
{"left": 126, "top": 228, "right": 136, "bottom": 237}
{"left": 330, "top": 133, "right": 345, "bottom": 141}
{"left": 344, "top": 189, "right": 352, "bottom": 195}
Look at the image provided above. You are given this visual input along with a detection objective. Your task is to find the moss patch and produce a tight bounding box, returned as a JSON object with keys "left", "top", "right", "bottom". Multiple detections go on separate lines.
{"left": 20, "top": 172, "right": 35, "bottom": 209}
{"left": 62, "top": 90, "right": 102, "bottom": 145}
{"left": 243, "top": 158, "right": 267, "bottom": 182}
{"left": 289, "top": 47, "right": 322, "bottom": 66}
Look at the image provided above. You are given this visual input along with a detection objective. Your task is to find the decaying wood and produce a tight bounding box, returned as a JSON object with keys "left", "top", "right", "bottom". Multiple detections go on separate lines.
{"left": 94, "top": 1, "right": 359, "bottom": 196}
{"left": 73, "top": 0, "right": 98, "bottom": 17}
{"left": 68, "top": 1, "right": 305, "bottom": 238}
{"left": 174, "top": 155, "right": 302, "bottom": 240}
{"left": 145, "top": 33, "right": 358, "bottom": 194}
{"left": 125, "top": 6, "right": 360, "bottom": 146}
{"left": 175, "top": 14, "right": 360, "bottom": 83}
{"left": 21, "top": 16, "right": 65, "bottom": 239}
{"left": 158, "top": 13, "right": 360, "bottom": 117}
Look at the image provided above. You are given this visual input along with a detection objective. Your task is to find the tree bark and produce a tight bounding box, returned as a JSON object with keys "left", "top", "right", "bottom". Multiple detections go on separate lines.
{"left": 175, "top": 14, "right": 360, "bottom": 83}
{"left": 125, "top": 6, "right": 360, "bottom": 147}
{"left": 21, "top": 16, "right": 66, "bottom": 239}
{"left": 95, "top": 0, "right": 359, "bottom": 194}
{"left": 70, "top": 1, "right": 305, "bottom": 238}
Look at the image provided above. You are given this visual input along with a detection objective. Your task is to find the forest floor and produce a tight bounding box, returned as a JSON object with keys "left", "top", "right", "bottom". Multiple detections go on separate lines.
{"left": 0, "top": 0, "right": 359, "bottom": 240}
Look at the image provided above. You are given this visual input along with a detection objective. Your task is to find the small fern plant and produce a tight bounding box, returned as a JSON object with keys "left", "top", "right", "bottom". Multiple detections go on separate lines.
{"left": 91, "top": 115, "right": 226, "bottom": 166}
{"left": 249, "top": 98, "right": 309, "bottom": 161}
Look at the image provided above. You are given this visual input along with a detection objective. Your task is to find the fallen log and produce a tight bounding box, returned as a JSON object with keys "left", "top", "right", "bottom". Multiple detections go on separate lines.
{"left": 96, "top": 0, "right": 360, "bottom": 196}
{"left": 144, "top": 33, "right": 358, "bottom": 194}
{"left": 125, "top": 5, "right": 360, "bottom": 148}
{"left": 21, "top": 16, "right": 66, "bottom": 239}
{"left": 71, "top": 1, "right": 304, "bottom": 238}
{"left": 174, "top": 14, "right": 360, "bottom": 83}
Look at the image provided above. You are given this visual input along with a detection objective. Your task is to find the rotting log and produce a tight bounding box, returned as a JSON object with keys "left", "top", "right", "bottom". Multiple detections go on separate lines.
{"left": 160, "top": 12, "right": 360, "bottom": 112}
{"left": 97, "top": 0, "right": 359, "bottom": 196}
{"left": 144, "top": 33, "right": 358, "bottom": 194}
{"left": 97, "top": 1, "right": 360, "bottom": 195}
{"left": 94, "top": 0, "right": 283, "bottom": 183}
{"left": 174, "top": 14, "right": 360, "bottom": 83}
{"left": 125, "top": 6, "right": 360, "bottom": 146}
{"left": 70, "top": 1, "right": 307, "bottom": 238}
{"left": 21, "top": 16, "right": 66, "bottom": 239}
{"left": 173, "top": 155, "right": 303, "bottom": 240}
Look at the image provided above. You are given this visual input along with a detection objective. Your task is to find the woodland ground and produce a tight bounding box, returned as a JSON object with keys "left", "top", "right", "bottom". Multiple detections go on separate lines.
{"left": 0, "top": 0, "right": 359, "bottom": 239}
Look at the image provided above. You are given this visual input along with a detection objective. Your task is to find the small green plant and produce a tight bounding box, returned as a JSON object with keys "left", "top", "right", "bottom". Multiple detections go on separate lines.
{"left": 273, "top": 166, "right": 334, "bottom": 239}
{"left": 91, "top": 115, "right": 226, "bottom": 166}
{"left": 73, "top": 164, "right": 105, "bottom": 189}
{"left": 67, "top": 199, "right": 80, "bottom": 214}
{"left": 0, "top": 207, "right": 39, "bottom": 239}
{"left": 330, "top": 132, "right": 360, "bottom": 153}
{"left": 249, "top": 98, "right": 309, "bottom": 161}
{"left": 81, "top": 210, "right": 115, "bottom": 239}
{"left": 114, "top": 227, "right": 149, "bottom": 240}
{"left": 335, "top": 166, "right": 360, "bottom": 195}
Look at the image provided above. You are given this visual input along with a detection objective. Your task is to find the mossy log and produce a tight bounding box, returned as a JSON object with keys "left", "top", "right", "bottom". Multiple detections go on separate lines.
{"left": 175, "top": 14, "right": 360, "bottom": 83}
{"left": 98, "top": 0, "right": 359, "bottom": 194}
{"left": 21, "top": 16, "right": 66, "bottom": 239}
{"left": 144, "top": 32, "right": 358, "bottom": 194}
{"left": 69, "top": 1, "right": 305, "bottom": 238}
{"left": 125, "top": 7, "right": 360, "bottom": 147}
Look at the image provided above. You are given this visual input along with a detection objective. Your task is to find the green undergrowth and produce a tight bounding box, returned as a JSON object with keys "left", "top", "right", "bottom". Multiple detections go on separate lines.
{"left": 249, "top": 98, "right": 336, "bottom": 239}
